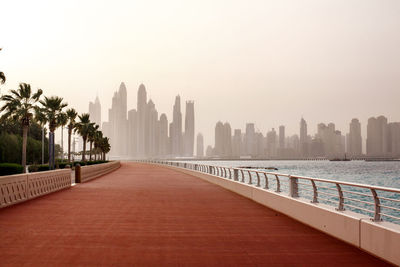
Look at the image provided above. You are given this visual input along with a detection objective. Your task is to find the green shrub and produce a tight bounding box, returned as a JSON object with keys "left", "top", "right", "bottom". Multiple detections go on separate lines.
{"left": 58, "top": 162, "right": 71, "bottom": 169}
{"left": 0, "top": 163, "right": 24, "bottom": 176}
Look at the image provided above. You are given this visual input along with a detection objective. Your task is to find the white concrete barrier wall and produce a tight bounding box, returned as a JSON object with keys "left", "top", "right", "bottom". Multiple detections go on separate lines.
{"left": 0, "top": 169, "right": 71, "bottom": 208}
{"left": 80, "top": 161, "right": 120, "bottom": 183}
{"left": 162, "top": 164, "right": 400, "bottom": 266}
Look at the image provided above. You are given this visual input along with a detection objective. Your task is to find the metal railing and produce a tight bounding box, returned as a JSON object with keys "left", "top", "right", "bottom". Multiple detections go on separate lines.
{"left": 142, "top": 160, "right": 400, "bottom": 224}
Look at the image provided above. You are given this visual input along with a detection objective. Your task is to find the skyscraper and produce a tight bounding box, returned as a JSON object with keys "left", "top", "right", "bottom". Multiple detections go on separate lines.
{"left": 196, "top": 133, "right": 204, "bottom": 157}
{"left": 347, "top": 118, "right": 362, "bottom": 156}
{"left": 127, "top": 109, "right": 138, "bottom": 157}
{"left": 367, "top": 116, "right": 388, "bottom": 156}
{"left": 108, "top": 82, "right": 128, "bottom": 156}
{"left": 214, "top": 121, "right": 224, "bottom": 156}
{"left": 88, "top": 96, "right": 101, "bottom": 128}
{"left": 223, "top": 122, "right": 232, "bottom": 157}
{"left": 388, "top": 122, "right": 400, "bottom": 157}
{"left": 171, "top": 95, "right": 183, "bottom": 156}
{"left": 245, "top": 123, "right": 255, "bottom": 156}
{"left": 137, "top": 84, "right": 147, "bottom": 157}
{"left": 266, "top": 128, "right": 277, "bottom": 158}
{"left": 300, "top": 118, "right": 308, "bottom": 157}
{"left": 232, "top": 129, "right": 242, "bottom": 157}
{"left": 184, "top": 101, "right": 195, "bottom": 156}
{"left": 279, "top": 125, "right": 285, "bottom": 149}
{"left": 158, "top": 114, "right": 169, "bottom": 157}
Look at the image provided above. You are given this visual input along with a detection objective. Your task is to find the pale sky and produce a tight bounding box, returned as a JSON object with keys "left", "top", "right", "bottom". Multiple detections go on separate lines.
{"left": 1, "top": 0, "right": 400, "bottom": 148}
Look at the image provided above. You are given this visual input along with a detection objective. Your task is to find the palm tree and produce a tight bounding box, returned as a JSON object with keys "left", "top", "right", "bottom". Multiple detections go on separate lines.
{"left": 0, "top": 48, "right": 5, "bottom": 85}
{"left": 38, "top": 96, "right": 68, "bottom": 169}
{"left": 88, "top": 124, "right": 99, "bottom": 161}
{"left": 58, "top": 112, "right": 68, "bottom": 161}
{"left": 0, "top": 83, "right": 43, "bottom": 172}
{"left": 93, "top": 130, "right": 103, "bottom": 161}
{"left": 100, "top": 137, "right": 111, "bottom": 161}
{"left": 66, "top": 108, "right": 78, "bottom": 162}
{"left": 74, "top": 113, "right": 94, "bottom": 161}
{"left": 35, "top": 110, "right": 47, "bottom": 165}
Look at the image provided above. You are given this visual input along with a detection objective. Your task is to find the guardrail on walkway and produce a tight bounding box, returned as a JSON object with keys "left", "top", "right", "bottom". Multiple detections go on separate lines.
{"left": 1, "top": 161, "right": 121, "bottom": 208}
{"left": 0, "top": 169, "right": 71, "bottom": 208}
{"left": 76, "top": 161, "right": 121, "bottom": 183}
{"left": 142, "top": 160, "right": 400, "bottom": 266}
{"left": 147, "top": 160, "right": 400, "bottom": 224}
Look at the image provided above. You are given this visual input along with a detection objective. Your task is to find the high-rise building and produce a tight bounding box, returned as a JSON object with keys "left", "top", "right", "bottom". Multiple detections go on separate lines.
{"left": 127, "top": 109, "right": 138, "bottom": 157}
{"left": 223, "top": 122, "right": 232, "bottom": 157}
{"left": 232, "top": 129, "right": 242, "bottom": 157}
{"left": 196, "top": 133, "right": 204, "bottom": 157}
{"left": 147, "top": 100, "right": 158, "bottom": 156}
{"left": 388, "top": 122, "right": 400, "bottom": 157}
{"left": 279, "top": 125, "right": 285, "bottom": 149}
{"left": 137, "top": 84, "right": 147, "bottom": 157}
{"left": 158, "top": 114, "right": 169, "bottom": 157}
{"left": 347, "top": 118, "right": 362, "bottom": 156}
{"left": 245, "top": 123, "right": 255, "bottom": 156}
{"left": 367, "top": 116, "right": 388, "bottom": 156}
{"left": 89, "top": 96, "right": 101, "bottom": 128}
{"left": 266, "top": 128, "right": 277, "bottom": 158}
{"left": 300, "top": 118, "right": 308, "bottom": 156}
{"left": 184, "top": 101, "right": 195, "bottom": 156}
{"left": 214, "top": 121, "right": 224, "bottom": 156}
{"left": 171, "top": 95, "right": 183, "bottom": 156}
{"left": 108, "top": 82, "right": 128, "bottom": 156}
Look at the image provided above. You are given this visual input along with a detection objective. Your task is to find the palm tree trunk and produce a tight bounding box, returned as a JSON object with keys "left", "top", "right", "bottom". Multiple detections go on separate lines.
{"left": 68, "top": 128, "right": 72, "bottom": 162}
{"left": 89, "top": 141, "right": 93, "bottom": 161}
{"left": 22, "top": 125, "right": 28, "bottom": 173}
{"left": 61, "top": 126, "right": 64, "bottom": 161}
{"left": 82, "top": 138, "right": 86, "bottom": 161}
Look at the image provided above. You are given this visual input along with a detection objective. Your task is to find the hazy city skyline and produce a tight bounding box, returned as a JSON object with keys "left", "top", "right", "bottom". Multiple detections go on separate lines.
{"left": 1, "top": 0, "right": 400, "bottom": 148}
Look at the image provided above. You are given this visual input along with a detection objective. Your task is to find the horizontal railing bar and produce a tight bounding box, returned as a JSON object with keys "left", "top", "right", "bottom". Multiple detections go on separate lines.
{"left": 379, "top": 196, "right": 400, "bottom": 203}
{"left": 381, "top": 213, "right": 400, "bottom": 221}
{"left": 344, "top": 203, "right": 374, "bottom": 214}
{"left": 341, "top": 197, "right": 375, "bottom": 206}
{"left": 313, "top": 184, "right": 337, "bottom": 191}
{"left": 318, "top": 191, "right": 339, "bottom": 198}
{"left": 340, "top": 189, "right": 372, "bottom": 198}
{"left": 298, "top": 182, "right": 312, "bottom": 186}
{"left": 318, "top": 197, "right": 338, "bottom": 204}
{"left": 379, "top": 204, "right": 400, "bottom": 212}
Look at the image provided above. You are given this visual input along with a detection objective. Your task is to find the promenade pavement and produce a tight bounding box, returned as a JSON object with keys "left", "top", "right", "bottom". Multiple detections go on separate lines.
{"left": 0, "top": 162, "right": 391, "bottom": 266}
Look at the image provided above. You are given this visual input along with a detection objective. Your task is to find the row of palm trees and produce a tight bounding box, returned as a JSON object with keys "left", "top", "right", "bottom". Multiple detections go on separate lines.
{"left": 0, "top": 83, "right": 111, "bottom": 172}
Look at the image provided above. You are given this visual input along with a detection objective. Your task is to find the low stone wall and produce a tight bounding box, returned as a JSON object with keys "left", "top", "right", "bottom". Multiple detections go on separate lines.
{"left": 0, "top": 169, "right": 71, "bottom": 208}
{"left": 79, "top": 161, "right": 120, "bottom": 183}
{"left": 161, "top": 164, "right": 400, "bottom": 266}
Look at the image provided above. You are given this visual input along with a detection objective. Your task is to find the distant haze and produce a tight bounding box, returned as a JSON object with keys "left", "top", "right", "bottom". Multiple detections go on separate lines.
{"left": 1, "top": 0, "right": 399, "bottom": 148}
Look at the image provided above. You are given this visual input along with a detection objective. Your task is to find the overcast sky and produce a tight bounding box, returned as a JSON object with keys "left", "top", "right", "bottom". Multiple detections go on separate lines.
{"left": 1, "top": 0, "right": 399, "bottom": 148}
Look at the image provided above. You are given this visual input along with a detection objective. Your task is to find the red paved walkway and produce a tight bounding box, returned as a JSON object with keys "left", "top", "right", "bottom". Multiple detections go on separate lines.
{"left": 0, "top": 163, "right": 391, "bottom": 266}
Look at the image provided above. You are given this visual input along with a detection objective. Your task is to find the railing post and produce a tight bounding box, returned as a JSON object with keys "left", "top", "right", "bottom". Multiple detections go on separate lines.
{"left": 370, "top": 189, "right": 382, "bottom": 221}
{"left": 234, "top": 169, "right": 239, "bottom": 181}
{"left": 194, "top": 164, "right": 198, "bottom": 171}
{"left": 183, "top": 163, "right": 187, "bottom": 169}
{"left": 289, "top": 176, "right": 299, "bottom": 197}
{"left": 247, "top": 171, "right": 252, "bottom": 185}
{"left": 310, "top": 180, "right": 318, "bottom": 203}
{"left": 275, "top": 175, "right": 281, "bottom": 192}
{"left": 240, "top": 170, "right": 245, "bottom": 183}
{"left": 263, "top": 173, "right": 269, "bottom": 189}
{"left": 336, "top": 184, "right": 345, "bottom": 211}
{"left": 256, "top": 172, "right": 261, "bottom": 187}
